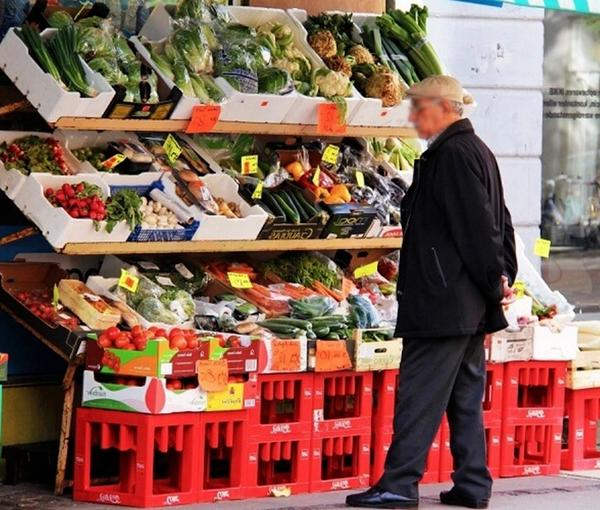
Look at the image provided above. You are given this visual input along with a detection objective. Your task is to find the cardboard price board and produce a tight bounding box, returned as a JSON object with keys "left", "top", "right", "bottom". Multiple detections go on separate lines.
{"left": 227, "top": 272, "right": 253, "bottom": 289}
{"left": 315, "top": 340, "right": 352, "bottom": 372}
{"left": 163, "top": 134, "right": 182, "bottom": 163}
{"left": 317, "top": 103, "right": 347, "bottom": 135}
{"left": 353, "top": 260, "right": 378, "bottom": 279}
{"left": 271, "top": 339, "right": 302, "bottom": 372}
{"left": 101, "top": 153, "right": 126, "bottom": 170}
{"left": 186, "top": 104, "right": 221, "bottom": 133}
{"left": 118, "top": 269, "right": 139, "bottom": 293}
{"left": 197, "top": 359, "right": 228, "bottom": 392}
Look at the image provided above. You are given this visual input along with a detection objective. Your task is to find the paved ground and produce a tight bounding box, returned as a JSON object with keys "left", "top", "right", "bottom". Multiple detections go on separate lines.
{"left": 1, "top": 473, "right": 600, "bottom": 509}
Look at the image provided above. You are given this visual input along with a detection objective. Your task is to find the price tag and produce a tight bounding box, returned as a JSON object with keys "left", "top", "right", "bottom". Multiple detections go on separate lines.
{"left": 312, "top": 167, "right": 321, "bottom": 186}
{"left": 322, "top": 144, "right": 340, "bottom": 165}
{"left": 512, "top": 280, "right": 526, "bottom": 298}
{"left": 101, "top": 153, "right": 126, "bottom": 170}
{"left": 52, "top": 284, "right": 60, "bottom": 308}
{"left": 355, "top": 171, "right": 365, "bottom": 188}
{"left": 353, "top": 260, "right": 379, "bottom": 279}
{"left": 155, "top": 275, "right": 176, "bottom": 287}
{"left": 186, "top": 104, "right": 221, "bottom": 133}
{"left": 314, "top": 340, "right": 352, "bottom": 372}
{"left": 252, "top": 180, "right": 264, "bottom": 200}
{"left": 241, "top": 155, "right": 259, "bottom": 175}
{"left": 271, "top": 339, "right": 302, "bottom": 372}
{"left": 196, "top": 359, "right": 229, "bottom": 392}
{"left": 118, "top": 269, "right": 139, "bottom": 293}
{"left": 163, "top": 134, "right": 182, "bottom": 163}
{"left": 534, "top": 238, "right": 551, "bottom": 258}
{"left": 227, "top": 272, "right": 253, "bottom": 289}
{"left": 175, "top": 263, "right": 194, "bottom": 280}
{"left": 138, "top": 261, "right": 160, "bottom": 270}
{"left": 317, "top": 103, "right": 346, "bottom": 135}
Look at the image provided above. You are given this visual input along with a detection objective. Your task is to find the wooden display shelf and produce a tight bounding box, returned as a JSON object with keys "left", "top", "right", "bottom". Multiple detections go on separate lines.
{"left": 60, "top": 237, "right": 402, "bottom": 255}
{"left": 53, "top": 117, "right": 416, "bottom": 138}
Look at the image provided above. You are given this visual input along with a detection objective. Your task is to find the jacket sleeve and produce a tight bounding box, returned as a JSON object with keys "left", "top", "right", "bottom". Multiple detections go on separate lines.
{"left": 433, "top": 145, "right": 505, "bottom": 303}
{"left": 503, "top": 205, "right": 518, "bottom": 285}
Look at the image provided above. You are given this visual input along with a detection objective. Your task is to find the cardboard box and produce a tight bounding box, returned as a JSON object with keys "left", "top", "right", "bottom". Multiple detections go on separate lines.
{"left": 486, "top": 327, "right": 534, "bottom": 362}
{"left": 197, "top": 335, "right": 260, "bottom": 374}
{"left": 0, "top": 262, "right": 89, "bottom": 360}
{"left": 257, "top": 338, "right": 308, "bottom": 373}
{"left": 348, "top": 329, "right": 402, "bottom": 372}
{"left": 532, "top": 324, "right": 578, "bottom": 361}
{"left": 81, "top": 370, "right": 207, "bottom": 414}
{"left": 321, "top": 203, "right": 378, "bottom": 239}
{"left": 205, "top": 373, "right": 258, "bottom": 412}
{"left": 0, "top": 28, "right": 115, "bottom": 123}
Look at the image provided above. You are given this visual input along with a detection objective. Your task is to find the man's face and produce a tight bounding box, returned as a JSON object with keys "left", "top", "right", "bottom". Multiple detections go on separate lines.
{"left": 409, "top": 97, "right": 448, "bottom": 140}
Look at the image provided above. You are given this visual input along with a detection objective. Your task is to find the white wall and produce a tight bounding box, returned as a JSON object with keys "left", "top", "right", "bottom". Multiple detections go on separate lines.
{"left": 396, "top": 0, "right": 544, "bottom": 255}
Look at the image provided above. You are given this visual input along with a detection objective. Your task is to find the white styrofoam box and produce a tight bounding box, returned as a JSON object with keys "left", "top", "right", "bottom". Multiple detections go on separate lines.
{"left": 406, "top": 0, "right": 545, "bottom": 21}
{"left": 139, "top": 5, "right": 298, "bottom": 123}
{"left": 532, "top": 324, "right": 578, "bottom": 361}
{"left": 18, "top": 174, "right": 131, "bottom": 249}
{"left": 162, "top": 173, "right": 268, "bottom": 240}
{"left": 427, "top": 17, "right": 543, "bottom": 90}
{"left": 498, "top": 157, "right": 542, "bottom": 226}
{"left": 468, "top": 89, "right": 543, "bottom": 157}
{"left": 0, "top": 29, "right": 115, "bottom": 123}
{"left": 0, "top": 130, "right": 89, "bottom": 202}
{"left": 86, "top": 275, "right": 195, "bottom": 331}
{"left": 504, "top": 295, "right": 533, "bottom": 326}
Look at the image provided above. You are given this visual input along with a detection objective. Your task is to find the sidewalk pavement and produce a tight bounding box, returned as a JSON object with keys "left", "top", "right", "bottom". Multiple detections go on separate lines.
{"left": 1, "top": 473, "right": 599, "bottom": 509}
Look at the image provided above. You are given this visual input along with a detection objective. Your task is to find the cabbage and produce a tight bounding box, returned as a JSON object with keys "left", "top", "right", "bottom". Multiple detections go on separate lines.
{"left": 137, "top": 297, "right": 180, "bottom": 325}
{"left": 47, "top": 11, "right": 73, "bottom": 29}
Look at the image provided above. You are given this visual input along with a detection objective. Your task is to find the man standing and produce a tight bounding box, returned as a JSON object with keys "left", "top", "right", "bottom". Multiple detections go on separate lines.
{"left": 347, "top": 76, "right": 517, "bottom": 509}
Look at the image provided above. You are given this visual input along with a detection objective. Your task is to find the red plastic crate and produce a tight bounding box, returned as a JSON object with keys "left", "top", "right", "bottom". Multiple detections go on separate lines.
{"left": 197, "top": 411, "right": 249, "bottom": 503}
{"left": 439, "top": 420, "right": 501, "bottom": 481}
{"left": 371, "top": 369, "right": 399, "bottom": 430}
{"left": 502, "top": 361, "right": 567, "bottom": 423}
{"left": 484, "top": 362, "right": 504, "bottom": 424}
{"left": 500, "top": 420, "right": 562, "bottom": 477}
{"left": 310, "top": 432, "right": 370, "bottom": 492}
{"left": 245, "top": 438, "right": 311, "bottom": 497}
{"left": 249, "top": 373, "right": 314, "bottom": 440}
{"left": 561, "top": 388, "right": 600, "bottom": 471}
{"left": 313, "top": 371, "right": 373, "bottom": 435}
{"left": 74, "top": 408, "right": 200, "bottom": 508}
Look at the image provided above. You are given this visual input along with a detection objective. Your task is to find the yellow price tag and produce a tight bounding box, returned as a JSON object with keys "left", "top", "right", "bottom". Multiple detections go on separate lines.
{"left": 512, "top": 280, "right": 526, "bottom": 298}
{"left": 52, "top": 284, "right": 60, "bottom": 308}
{"left": 241, "top": 155, "right": 258, "bottom": 175}
{"left": 355, "top": 171, "right": 365, "bottom": 188}
{"left": 163, "top": 134, "right": 182, "bottom": 163}
{"left": 252, "top": 180, "right": 263, "bottom": 200}
{"left": 118, "top": 269, "right": 139, "bottom": 293}
{"left": 353, "top": 260, "right": 379, "bottom": 279}
{"left": 533, "top": 238, "right": 551, "bottom": 258}
{"left": 322, "top": 144, "right": 340, "bottom": 165}
{"left": 312, "top": 167, "right": 321, "bottom": 186}
{"left": 101, "top": 153, "right": 126, "bottom": 170}
{"left": 227, "top": 272, "right": 253, "bottom": 289}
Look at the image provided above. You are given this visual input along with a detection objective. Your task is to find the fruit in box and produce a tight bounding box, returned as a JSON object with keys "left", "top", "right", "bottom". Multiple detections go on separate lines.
{"left": 58, "top": 279, "right": 121, "bottom": 330}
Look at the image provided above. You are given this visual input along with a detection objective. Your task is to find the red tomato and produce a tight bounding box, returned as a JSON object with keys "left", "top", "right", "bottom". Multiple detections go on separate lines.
{"left": 155, "top": 328, "right": 167, "bottom": 339}
{"left": 134, "top": 340, "right": 148, "bottom": 351}
{"left": 131, "top": 325, "right": 144, "bottom": 337}
{"left": 147, "top": 326, "right": 158, "bottom": 335}
{"left": 174, "top": 337, "right": 188, "bottom": 350}
{"left": 169, "top": 328, "right": 182, "bottom": 340}
{"left": 106, "top": 326, "right": 120, "bottom": 340}
{"left": 218, "top": 337, "right": 227, "bottom": 348}
{"left": 123, "top": 343, "right": 136, "bottom": 351}
{"left": 169, "top": 379, "right": 183, "bottom": 390}
{"left": 186, "top": 338, "right": 199, "bottom": 350}
{"left": 98, "top": 334, "right": 112, "bottom": 348}
{"left": 228, "top": 336, "right": 241, "bottom": 348}
{"left": 114, "top": 334, "right": 129, "bottom": 349}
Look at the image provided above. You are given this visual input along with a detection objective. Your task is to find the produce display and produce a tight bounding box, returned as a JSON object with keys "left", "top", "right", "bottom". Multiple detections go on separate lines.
{"left": 45, "top": 182, "right": 108, "bottom": 221}
{"left": 0, "top": 136, "right": 71, "bottom": 175}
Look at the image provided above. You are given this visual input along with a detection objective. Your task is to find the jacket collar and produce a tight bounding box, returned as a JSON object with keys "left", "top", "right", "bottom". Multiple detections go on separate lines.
{"left": 424, "top": 118, "right": 474, "bottom": 154}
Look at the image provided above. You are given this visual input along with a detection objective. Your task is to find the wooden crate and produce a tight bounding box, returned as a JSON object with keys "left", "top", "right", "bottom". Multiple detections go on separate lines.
{"left": 248, "top": 0, "right": 385, "bottom": 15}
{"left": 567, "top": 350, "right": 600, "bottom": 389}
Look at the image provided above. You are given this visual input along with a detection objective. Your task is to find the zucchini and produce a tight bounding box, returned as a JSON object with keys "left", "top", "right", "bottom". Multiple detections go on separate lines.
{"left": 314, "top": 326, "right": 330, "bottom": 337}
{"left": 257, "top": 321, "right": 304, "bottom": 337}
{"left": 273, "top": 193, "right": 300, "bottom": 224}
{"left": 259, "top": 318, "right": 313, "bottom": 330}
{"left": 291, "top": 187, "right": 319, "bottom": 217}
{"left": 282, "top": 190, "right": 309, "bottom": 222}
{"left": 261, "top": 189, "right": 286, "bottom": 219}
{"left": 256, "top": 199, "right": 274, "bottom": 216}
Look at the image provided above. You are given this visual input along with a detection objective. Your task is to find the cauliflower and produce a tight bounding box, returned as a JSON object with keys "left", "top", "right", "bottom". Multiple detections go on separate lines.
{"left": 324, "top": 55, "right": 352, "bottom": 77}
{"left": 348, "top": 45, "right": 374, "bottom": 65}
{"left": 273, "top": 58, "right": 301, "bottom": 77}
{"left": 315, "top": 68, "right": 352, "bottom": 98}
{"left": 365, "top": 69, "right": 406, "bottom": 107}
{"left": 309, "top": 30, "right": 337, "bottom": 59}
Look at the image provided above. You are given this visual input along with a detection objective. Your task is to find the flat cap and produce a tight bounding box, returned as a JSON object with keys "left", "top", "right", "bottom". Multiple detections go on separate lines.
{"left": 406, "top": 75, "right": 465, "bottom": 104}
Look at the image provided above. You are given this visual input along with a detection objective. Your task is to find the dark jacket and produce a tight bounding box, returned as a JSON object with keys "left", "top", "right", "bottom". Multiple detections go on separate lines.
{"left": 395, "top": 119, "right": 517, "bottom": 338}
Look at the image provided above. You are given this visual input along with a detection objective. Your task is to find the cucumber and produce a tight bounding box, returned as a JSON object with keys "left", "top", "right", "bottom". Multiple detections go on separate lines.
{"left": 262, "top": 189, "right": 286, "bottom": 219}
{"left": 283, "top": 189, "right": 309, "bottom": 222}
{"left": 260, "top": 318, "right": 313, "bottom": 330}
{"left": 279, "top": 190, "right": 303, "bottom": 221}
{"left": 291, "top": 187, "right": 319, "bottom": 218}
{"left": 273, "top": 193, "right": 300, "bottom": 224}
{"left": 314, "top": 326, "right": 330, "bottom": 337}
{"left": 256, "top": 199, "right": 274, "bottom": 216}
{"left": 257, "top": 321, "right": 304, "bottom": 337}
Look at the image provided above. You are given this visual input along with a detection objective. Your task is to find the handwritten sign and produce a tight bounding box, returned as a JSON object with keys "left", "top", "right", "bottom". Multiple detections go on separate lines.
{"left": 241, "top": 155, "right": 259, "bottom": 175}
{"left": 163, "top": 134, "right": 182, "bottom": 163}
{"left": 197, "top": 359, "right": 229, "bottom": 392}
{"left": 271, "top": 339, "right": 302, "bottom": 372}
{"left": 252, "top": 180, "right": 264, "bottom": 200}
{"left": 101, "top": 153, "right": 126, "bottom": 170}
{"left": 314, "top": 340, "right": 352, "bottom": 372}
{"left": 118, "top": 269, "right": 139, "bottom": 293}
{"left": 353, "top": 260, "right": 379, "bottom": 279}
{"left": 227, "top": 272, "right": 253, "bottom": 289}
{"left": 322, "top": 144, "right": 340, "bottom": 165}
{"left": 317, "top": 103, "right": 346, "bottom": 135}
{"left": 355, "top": 170, "right": 365, "bottom": 188}
{"left": 186, "top": 104, "right": 221, "bottom": 133}
{"left": 534, "top": 238, "right": 551, "bottom": 258}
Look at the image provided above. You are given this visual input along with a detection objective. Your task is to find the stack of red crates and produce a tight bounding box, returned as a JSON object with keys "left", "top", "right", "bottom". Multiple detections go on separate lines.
{"left": 439, "top": 362, "right": 504, "bottom": 482}
{"left": 561, "top": 387, "right": 600, "bottom": 470}
{"left": 370, "top": 369, "right": 441, "bottom": 485}
{"left": 499, "top": 361, "right": 567, "bottom": 477}
{"left": 310, "top": 371, "right": 372, "bottom": 492}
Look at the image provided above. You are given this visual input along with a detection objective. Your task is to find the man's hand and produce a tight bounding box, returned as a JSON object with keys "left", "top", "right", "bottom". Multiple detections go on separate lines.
{"left": 500, "top": 275, "right": 516, "bottom": 305}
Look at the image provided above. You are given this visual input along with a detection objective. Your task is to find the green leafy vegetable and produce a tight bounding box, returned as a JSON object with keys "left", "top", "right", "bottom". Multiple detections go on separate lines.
{"left": 105, "top": 189, "right": 143, "bottom": 233}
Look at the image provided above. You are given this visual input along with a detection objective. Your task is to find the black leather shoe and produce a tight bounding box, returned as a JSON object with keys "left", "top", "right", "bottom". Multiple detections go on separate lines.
{"left": 346, "top": 487, "right": 419, "bottom": 508}
{"left": 440, "top": 489, "right": 489, "bottom": 509}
